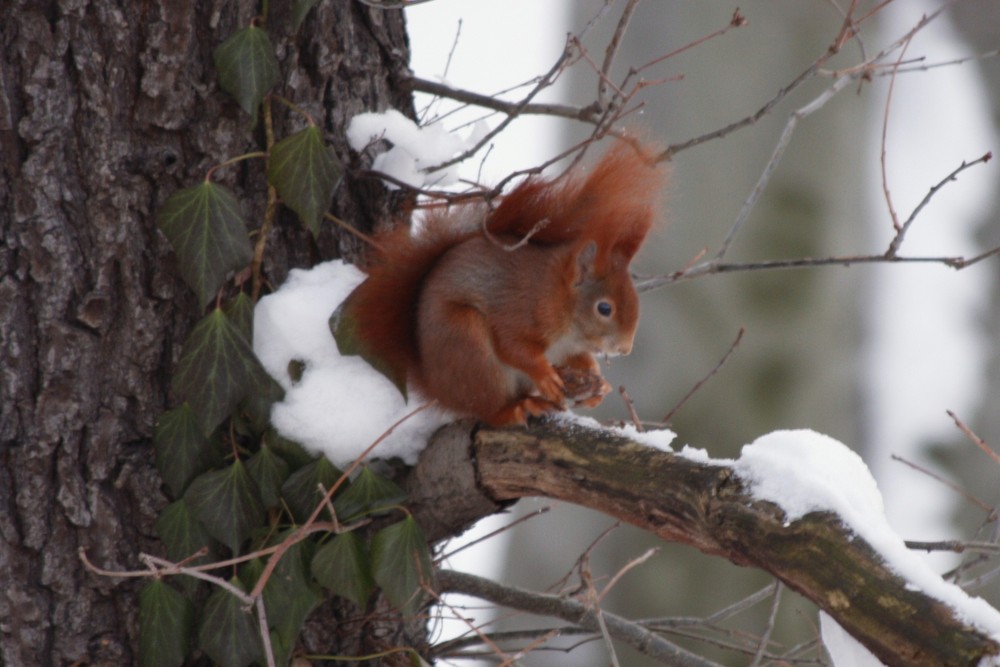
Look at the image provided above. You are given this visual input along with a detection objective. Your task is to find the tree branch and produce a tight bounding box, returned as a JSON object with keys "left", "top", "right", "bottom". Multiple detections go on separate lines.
{"left": 406, "top": 421, "right": 1000, "bottom": 667}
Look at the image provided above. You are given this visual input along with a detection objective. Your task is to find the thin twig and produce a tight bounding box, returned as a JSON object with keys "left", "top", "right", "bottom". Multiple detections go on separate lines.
{"left": 713, "top": 74, "right": 854, "bottom": 262}
{"left": 636, "top": 245, "right": 1000, "bottom": 292}
{"left": 255, "top": 596, "right": 277, "bottom": 667}
{"left": 437, "top": 505, "right": 552, "bottom": 562}
{"left": 597, "top": 547, "right": 659, "bottom": 604}
{"left": 579, "top": 562, "right": 620, "bottom": 667}
{"left": 948, "top": 409, "right": 1000, "bottom": 467}
{"left": 662, "top": 327, "right": 745, "bottom": 423}
{"left": 631, "top": 8, "right": 748, "bottom": 82}
{"left": 140, "top": 554, "right": 253, "bottom": 603}
{"left": 597, "top": 0, "right": 641, "bottom": 107}
{"left": 880, "top": 32, "right": 913, "bottom": 233}
{"left": 618, "top": 385, "right": 643, "bottom": 431}
{"left": 886, "top": 152, "right": 994, "bottom": 257}
{"left": 428, "top": 586, "right": 516, "bottom": 665}
{"left": 749, "top": 581, "right": 782, "bottom": 667}
{"left": 408, "top": 75, "right": 599, "bottom": 124}
{"left": 905, "top": 540, "right": 1000, "bottom": 554}
{"left": 890, "top": 453, "right": 994, "bottom": 513}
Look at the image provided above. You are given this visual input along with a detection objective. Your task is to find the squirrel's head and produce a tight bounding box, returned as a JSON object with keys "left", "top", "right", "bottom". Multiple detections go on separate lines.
{"left": 570, "top": 241, "right": 640, "bottom": 357}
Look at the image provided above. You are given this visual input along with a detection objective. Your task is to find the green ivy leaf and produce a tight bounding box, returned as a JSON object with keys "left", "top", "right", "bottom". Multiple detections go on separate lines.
{"left": 311, "top": 532, "right": 374, "bottom": 608}
{"left": 154, "top": 404, "right": 223, "bottom": 498}
{"left": 239, "top": 372, "right": 285, "bottom": 436}
{"left": 139, "top": 579, "right": 193, "bottom": 667}
{"left": 292, "top": 0, "right": 320, "bottom": 30}
{"left": 213, "top": 26, "right": 280, "bottom": 121}
{"left": 238, "top": 557, "right": 265, "bottom": 589}
{"left": 246, "top": 445, "right": 289, "bottom": 510}
{"left": 260, "top": 532, "right": 323, "bottom": 653}
{"left": 157, "top": 181, "right": 253, "bottom": 307}
{"left": 264, "top": 429, "right": 315, "bottom": 472}
{"left": 331, "top": 298, "right": 408, "bottom": 398}
{"left": 223, "top": 292, "right": 255, "bottom": 343}
{"left": 155, "top": 499, "right": 218, "bottom": 566}
{"left": 268, "top": 125, "right": 343, "bottom": 236}
{"left": 172, "top": 308, "right": 271, "bottom": 436}
{"left": 184, "top": 460, "right": 264, "bottom": 554}
{"left": 280, "top": 457, "right": 343, "bottom": 524}
{"left": 370, "top": 516, "right": 433, "bottom": 616}
{"left": 333, "top": 466, "right": 407, "bottom": 522}
{"left": 197, "top": 577, "right": 261, "bottom": 667}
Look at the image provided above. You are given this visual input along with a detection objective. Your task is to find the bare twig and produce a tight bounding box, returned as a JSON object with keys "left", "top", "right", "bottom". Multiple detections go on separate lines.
{"left": 713, "top": 74, "right": 854, "bottom": 262}
{"left": 905, "top": 540, "right": 1000, "bottom": 554}
{"left": 484, "top": 217, "right": 551, "bottom": 251}
{"left": 890, "top": 453, "right": 995, "bottom": 513}
{"left": 428, "top": 586, "right": 516, "bottom": 665}
{"left": 597, "top": 0, "right": 641, "bottom": 108}
{"left": 255, "top": 597, "right": 277, "bottom": 667}
{"left": 597, "top": 547, "right": 659, "bottom": 604}
{"left": 437, "top": 505, "right": 552, "bottom": 562}
{"left": 408, "top": 75, "right": 599, "bottom": 124}
{"left": 618, "top": 385, "right": 643, "bottom": 431}
{"left": 862, "top": 47, "right": 1000, "bottom": 75}
{"left": 636, "top": 245, "right": 1000, "bottom": 292}
{"left": 886, "top": 152, "right": 994, "bottom": 257}
{"left": 630, "top": 8, "right": 748, "bottom": 83}
{"left": 749, "top": 581, "right": 783, "bottom": 667}
{"left": 662, "top": 327, "right": 745, "bottom": 423}
{"left": 948, "top": 409, "right": 1000, "bottom": 467}
{"left": 880, "top": 32, "right": 913, "bottom": 232}
{"left": 579, "top": 561, "right": 620, "bottom": 667}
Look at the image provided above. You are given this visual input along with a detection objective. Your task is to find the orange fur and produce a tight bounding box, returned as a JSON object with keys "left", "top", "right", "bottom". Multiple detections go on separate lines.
{"left": 343, "top": 141, "right": 667, "bottom": 425}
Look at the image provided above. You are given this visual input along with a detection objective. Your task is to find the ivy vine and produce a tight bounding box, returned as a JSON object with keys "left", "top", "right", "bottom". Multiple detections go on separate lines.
{"left": 142, "top": 6, "right": 433, "bottom": 667}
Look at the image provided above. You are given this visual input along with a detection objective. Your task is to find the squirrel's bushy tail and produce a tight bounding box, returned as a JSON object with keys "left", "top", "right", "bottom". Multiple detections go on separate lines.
{"left": 487, "top": 141, "right": 667, "bottom": 270}
{"left": 343, "top": 218, "right": 474, "bottom": 383}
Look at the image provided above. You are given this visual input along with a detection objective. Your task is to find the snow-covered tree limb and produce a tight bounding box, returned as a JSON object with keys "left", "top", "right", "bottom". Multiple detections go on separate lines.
{"left": 405, "top": 420, "right": 1000, "bottom": 667}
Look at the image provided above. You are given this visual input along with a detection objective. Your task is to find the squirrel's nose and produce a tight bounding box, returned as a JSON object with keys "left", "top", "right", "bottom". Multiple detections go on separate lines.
{"left": 609, "top": 338, "right": 633, "bottom": 357}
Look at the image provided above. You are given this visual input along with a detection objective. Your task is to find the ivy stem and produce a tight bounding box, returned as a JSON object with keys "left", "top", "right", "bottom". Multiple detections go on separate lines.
{"left": 252, "top": 97, "right": 279, "bottom": 302}
{"left": 204, "top": 151, "right": 267, "bottom": 182}
{"left": 271, "top": 93, "right": 317, "bottom": 126}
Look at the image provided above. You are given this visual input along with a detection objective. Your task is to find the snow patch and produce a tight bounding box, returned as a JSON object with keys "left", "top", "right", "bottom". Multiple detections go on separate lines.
{"left": 820, "top": 612, "right": 886, "bottom": 666}
{"left": 253, "top": 260, "right": 450, "bottom": 468}
{"left": 347, "top": 109, "right": 488, "bottom": 189}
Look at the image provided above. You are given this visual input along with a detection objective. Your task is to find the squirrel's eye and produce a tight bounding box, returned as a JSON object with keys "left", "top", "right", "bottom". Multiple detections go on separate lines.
{"left": 596, "top": 301, "right": 613, "bottom": 317}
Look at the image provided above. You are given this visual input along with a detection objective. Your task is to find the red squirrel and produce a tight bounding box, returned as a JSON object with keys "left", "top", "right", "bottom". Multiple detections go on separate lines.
{"left": 341, "top": 142, "right": 666, "bottom": 426}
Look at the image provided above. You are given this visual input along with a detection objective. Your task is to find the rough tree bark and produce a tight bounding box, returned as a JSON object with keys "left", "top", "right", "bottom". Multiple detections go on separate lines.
{"left": 0, "top": 1, "right": 411, "bottom": 664}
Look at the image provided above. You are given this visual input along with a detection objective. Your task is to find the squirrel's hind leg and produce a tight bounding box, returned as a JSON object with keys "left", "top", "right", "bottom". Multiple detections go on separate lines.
{"left": 418, "top": 302, "right": 520, "bottom": 421}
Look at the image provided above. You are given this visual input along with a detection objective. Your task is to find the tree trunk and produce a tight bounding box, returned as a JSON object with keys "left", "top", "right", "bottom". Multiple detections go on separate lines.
{"left": 0, "top": 2, "right": 411, "bottom": 664}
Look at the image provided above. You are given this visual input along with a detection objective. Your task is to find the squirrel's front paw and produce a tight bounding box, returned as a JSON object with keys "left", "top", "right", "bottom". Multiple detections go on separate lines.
{"left": 534, "top": 366, "right": 566, "bottom": 407}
